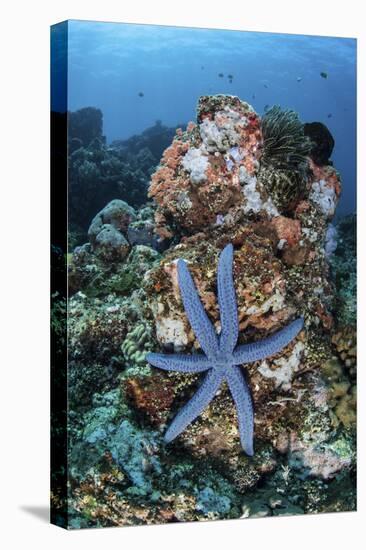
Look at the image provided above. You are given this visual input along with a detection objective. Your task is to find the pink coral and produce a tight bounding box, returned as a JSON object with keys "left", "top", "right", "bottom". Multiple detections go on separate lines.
{"left": 309, "top": 158, "right": 342, "bottom": 199}
{"left": 148, "top": 96, "right": 264, "bottom": 238}
{"left": 271, "top": 216, "right": 301, "bottom": 247}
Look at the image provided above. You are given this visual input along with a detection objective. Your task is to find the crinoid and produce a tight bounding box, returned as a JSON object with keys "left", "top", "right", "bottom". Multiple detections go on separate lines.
{"left": 260, "top": 105, "right": 312, "bottom": 172}
{"left": 259, "top": 106, "right": 312, "bottom": 210}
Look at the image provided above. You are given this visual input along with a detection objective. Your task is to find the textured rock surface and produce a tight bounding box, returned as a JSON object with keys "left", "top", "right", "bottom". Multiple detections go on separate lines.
{"left": 63, "top": 96, "right": 356, "bottom": 529}
{"left": 68, "top": 111, "right": 181, "bottom": 234}
{"left": 88, "top": 199, "right": 136, "bottom": 243}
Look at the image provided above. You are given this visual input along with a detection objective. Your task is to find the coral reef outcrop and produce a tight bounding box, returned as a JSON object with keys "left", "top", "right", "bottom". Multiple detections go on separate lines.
{"left": 68, "top": 110, "right": 183, "bottom": 236}
{"left": 148, "top": 96, "right": 341, "bottom": 241}
{"left": 64, "top": 95, "right": 356, "bottom": 528}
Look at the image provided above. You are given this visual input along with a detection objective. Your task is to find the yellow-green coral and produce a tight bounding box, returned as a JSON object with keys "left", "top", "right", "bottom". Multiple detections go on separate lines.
{"left": 121, "top": 323, "right": 154, "bottom": 366}
{"left": 322, "top": 358, "right": 356, "bottom": 427}
{"left": 258, "top": 166, "right": 306, "bottom": 211}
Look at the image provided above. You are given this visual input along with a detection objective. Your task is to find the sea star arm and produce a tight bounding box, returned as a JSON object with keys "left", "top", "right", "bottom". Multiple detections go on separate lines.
{"left": 177, "top": 259, "right": 219, "bottom": 359}
{"left": 164, "top": 369, "right": 223, "bottom": 443}
{"left": 232, "top": 317, "right": 304, "bottom": 365}
{"left": 146, "top": 352, "right": 211, "bottom": 373}
{"left": 217, "top": 244, "right": 239, "bottom": 355}
{"left": 226, "top": 366, "right": 254, "bottom": 456}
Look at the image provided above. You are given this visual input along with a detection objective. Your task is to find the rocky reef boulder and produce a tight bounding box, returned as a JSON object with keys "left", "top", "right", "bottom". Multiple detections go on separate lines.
{"left": 68, "top": 114, "right": 184, "bottom": 235}
{"left": 92, "top": 224, "right": 130, "bottom": 262}
{"left": 65, "top": 95, "right": 356, "bottom": 528}
{"left": 138, "top": 95, "right": 354, "bottom": 480}
{"left": 88, "top": 199, "right": 136, "bottom": 244}
{"left": 87, "top": 199, "right": 136, "bottom": 261}
{"left": 68, "top": 200, "right": 162, "bottom": 295}
{"left": 148, "top": 95, "right": 341, "bottom": 241}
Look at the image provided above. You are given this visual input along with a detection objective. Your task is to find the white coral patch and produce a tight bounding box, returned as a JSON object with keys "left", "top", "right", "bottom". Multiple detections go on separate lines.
{"left": 262, "top": 197, "right": 279, "bottom": 217}
{"left": 182, "top": 147, "right": 209, "bottom": 184}
{"left": 215, "top": 214, "right": 225, "bottom": 226}
{"left": 199, "top": 119, "right": 228, "bottom": 152}
{"left": 199, "top": 109, "right": 247, "bottom": 153}
{"left": 246, "top": 289, "right": 285, "bottom": 316}
{"left": 302, "top": 227, "right": 318, "bottom": 243}
{"left": 258, "top": 341, "right": 305, "bottom": 389}
{"left": 155, "top": 317, "right": 188, "bottom": 351}
{"left": 310, "top": 179, "right": 337, "bottom": 216}
{"left": 277, "top": 238, "right": 287, "bottom": 250}
{"left": 239, "top": 165, "right": 256, "bottom": 186}
{"left": 225, "top": 146, "right": 244, "bottom": 171}
{"left": 229, "top": 146, "right": 243, "bottom": 163}
{"left": 241, "top": 173, "right": 279, "bottom": 218}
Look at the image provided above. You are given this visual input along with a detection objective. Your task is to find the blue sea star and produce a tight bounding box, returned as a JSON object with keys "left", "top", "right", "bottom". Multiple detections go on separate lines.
{"left": 146, "top": 244, "right": 304, "bottom": 456}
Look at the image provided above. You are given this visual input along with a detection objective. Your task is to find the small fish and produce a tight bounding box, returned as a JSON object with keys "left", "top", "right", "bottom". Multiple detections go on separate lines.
{"left": 327, "top": 113, "right": 332, "bottom": 118}
{"left": 228, "top": 74, "right": 233, "bottom": 79}
{"left": 264, "top": 104, "right": 270, "bottom": 112}
{"left": 138, "top": 92, "right": 144, "bottom": 97}
{"left": 297, "top": 77, "right": 302, "bottom": 82}
{"left": 201, "top": 65, "right": 204, "bottom": 70}
{"left": 263, "top": 83, "right": 268, "bottom": 88}
{"left": 320, "top": 71, "right": 328, "bottom": 79}
{"left": 218, "top": 73, "right": 224, "bottom": 78}
{"left": 252, "top": 94, "right": 256, "bottom": 99}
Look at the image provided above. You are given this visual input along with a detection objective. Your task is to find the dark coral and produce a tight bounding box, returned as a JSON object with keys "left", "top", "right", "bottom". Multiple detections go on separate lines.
{"left": 69, "top": 107, "right": 105, "bottom": 148}
{"left": 329, "top": 214, "right": 356, "bottom": 325}
{"left": 303, "top": 122, "right": 335, "bottom": 166}
{"left": 124, "top": 376, "right": 175, "bottom": 426}
{"left": 68, "top": 112, "right": 185, "bottom": 237}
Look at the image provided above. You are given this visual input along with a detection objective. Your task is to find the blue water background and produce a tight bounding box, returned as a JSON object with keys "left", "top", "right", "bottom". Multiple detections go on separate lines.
{"left": 65, "top": 20, "right": 356, "bottom": 216}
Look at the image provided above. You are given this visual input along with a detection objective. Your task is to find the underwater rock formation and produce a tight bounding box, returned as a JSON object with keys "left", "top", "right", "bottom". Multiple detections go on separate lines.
{"left": 148, "top": 95, "right": 341, "bottom": 239}
{"left": 68, "top": 113, "right": 183, "bottom": 236}
{"left": 88, "top": 199, "right": 136, "bottom": 241}
{"left": 68, "top": 199, "right": 161, "bottom": 297}
{"left": 143, "top": 96, "right": 353, "bottom": 496}
{"left": 65, "top": 95, "right": 356, "bottom": 528}
{"left": 329, "top": 213, "right": 356, "bottom": 325}
{"left": 69, "top": 107, "right": 105, "bottom": 148}
{"left": 149, "top": 96, "right": 262, "bottom": 238}
{"left": 87, "top": 199, "right": 135, "bottom": 261}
